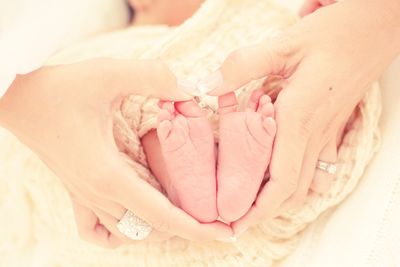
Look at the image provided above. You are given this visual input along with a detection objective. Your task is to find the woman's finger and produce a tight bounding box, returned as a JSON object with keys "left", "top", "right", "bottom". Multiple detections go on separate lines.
{"left": 79, "top": 59, "right": 193, "bottom": 101}
{"left": 201, "top": 38, "right": 300, "bottom": 96}
{"left": 310, "top": 138, "right": 338, "bottom": 194}
{"left": 69, "top": 185, "right": 126, "bottom": 220}
{"left": 276, "top": 136, "right": 324, "bottom": 213}
{"left": 92, "top": 207, "right": 174, "bottom": 244}
{"left": 71, "top": 200, "right": 122, "bottom": 249}
{"left": 71, "top": 192, "right": 173, "bottom": 243}
{"left": 100, "top": 151, "right": 234, "bottom": 242}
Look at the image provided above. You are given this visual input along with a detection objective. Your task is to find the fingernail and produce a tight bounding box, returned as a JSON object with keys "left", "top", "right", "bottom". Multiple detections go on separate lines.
{"left": 197, "top": 70, "right": 223, "bottom": 95}
{"left": 177, "top": 79, "right": 200, "bottom": 96}
{"left": 217, "top": 235, "right": 237, "bottom": 243}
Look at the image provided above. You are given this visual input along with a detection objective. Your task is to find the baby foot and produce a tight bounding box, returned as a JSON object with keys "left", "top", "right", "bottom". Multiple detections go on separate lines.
{"left": 157, "top": 100, "right": 218, "bottom": 223}
{"left": 217, "top": 89, "right": 276, "bottom": 222}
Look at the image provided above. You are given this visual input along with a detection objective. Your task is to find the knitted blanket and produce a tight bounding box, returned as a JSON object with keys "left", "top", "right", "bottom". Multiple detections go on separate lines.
{"left": 0, "top": 0, "right": 381, "bottom": 266}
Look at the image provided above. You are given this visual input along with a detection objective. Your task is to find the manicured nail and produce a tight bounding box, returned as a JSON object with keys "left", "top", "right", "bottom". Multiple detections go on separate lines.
{"left": 217, "top": 235, "right": 237, "bottom": 243}
{"left": 197, "top": 70, "right": 223, "bottom": 95}
{"left": 177, "top": 79, "right": 200, "bottom": 96}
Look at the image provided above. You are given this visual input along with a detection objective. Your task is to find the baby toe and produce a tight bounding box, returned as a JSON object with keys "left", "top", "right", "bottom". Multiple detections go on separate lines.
{"left": 259, "top": 94, "right": 272, "bottom": 106}
{"left": 171, "top": 114, "right": 190, "bottom": 141}
{"left": 175, "top": 100, "right": 203, "bottom": 118}
{"left": 259, "top": 102, "right": 275, "bottom": 118}
{"left": 247, "top": 89, "right": 265, "bottom": 112}
{"left": 157, "top": 120, "right": 173, "bottom": 142}
{"left": 158, "top": 109, "right": 173, "bottom": 124}
{"left": 262, "top": 117, "right": 277, "bottom": 137}
{"left": 158, "top": 115, "right": 189, "bottom": 151}
{"left": 161, "top": 101, "right": 175, "bottom": 113}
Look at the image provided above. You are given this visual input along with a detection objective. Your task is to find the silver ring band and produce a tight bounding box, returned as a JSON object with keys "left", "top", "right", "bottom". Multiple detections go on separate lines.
{"left": 117, "top": 210, "right": 152, "bottom": 241}
{"left": 316, "top": 160, "right": 337, "bottom": 175}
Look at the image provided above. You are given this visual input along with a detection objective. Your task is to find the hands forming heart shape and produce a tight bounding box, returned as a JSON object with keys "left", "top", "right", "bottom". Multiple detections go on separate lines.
{"left": 3, "top": 0, "right": 398, "bottom": 248}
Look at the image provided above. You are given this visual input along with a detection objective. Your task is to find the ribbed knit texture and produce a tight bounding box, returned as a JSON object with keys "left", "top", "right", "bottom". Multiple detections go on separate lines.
{"left": 0, "top": 0, "right": 381, "bottom": 266}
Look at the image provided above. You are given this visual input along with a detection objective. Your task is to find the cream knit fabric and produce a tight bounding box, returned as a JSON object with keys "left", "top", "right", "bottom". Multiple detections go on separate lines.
{"left": 0, "top": 0, "right": 381, "bottom": 266}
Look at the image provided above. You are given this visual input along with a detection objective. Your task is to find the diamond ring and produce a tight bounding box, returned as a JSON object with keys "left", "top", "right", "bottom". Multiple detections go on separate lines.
{"left": 316, "top": 160, "right": 337, "bottom": 175}
{"left": 116, "top": 210, "right": 152, "bottom": 241}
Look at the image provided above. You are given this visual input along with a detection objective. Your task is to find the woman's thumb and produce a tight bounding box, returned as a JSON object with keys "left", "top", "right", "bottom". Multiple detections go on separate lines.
{"left": 199, "top": 40, "right": 292, "bottom": 96}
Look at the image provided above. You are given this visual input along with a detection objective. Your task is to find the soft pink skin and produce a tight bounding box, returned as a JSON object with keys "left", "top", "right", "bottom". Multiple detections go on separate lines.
{"left": 151, "top": 90, "right": 276, "bottom": 223}
{"left": 156, "top": 101, "right": 218, "bottom": 223}
{"left": 217, "top": 89, "right": 276, "bottom": 222}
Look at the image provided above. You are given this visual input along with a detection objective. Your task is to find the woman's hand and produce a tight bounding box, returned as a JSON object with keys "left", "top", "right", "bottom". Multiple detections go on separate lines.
{"left": 204, "top": 0, "right": 400, "bottom": 234}
{"left": 0, "top": 59, "right": 233, "bottom": 248}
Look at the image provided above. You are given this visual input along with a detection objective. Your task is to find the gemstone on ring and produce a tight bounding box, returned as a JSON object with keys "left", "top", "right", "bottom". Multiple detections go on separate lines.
{"left": 117, "top": 210, "right": 152, "bottom": 241}
{"left": 316, "top": 160, "right": 337, "bottom": 175}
